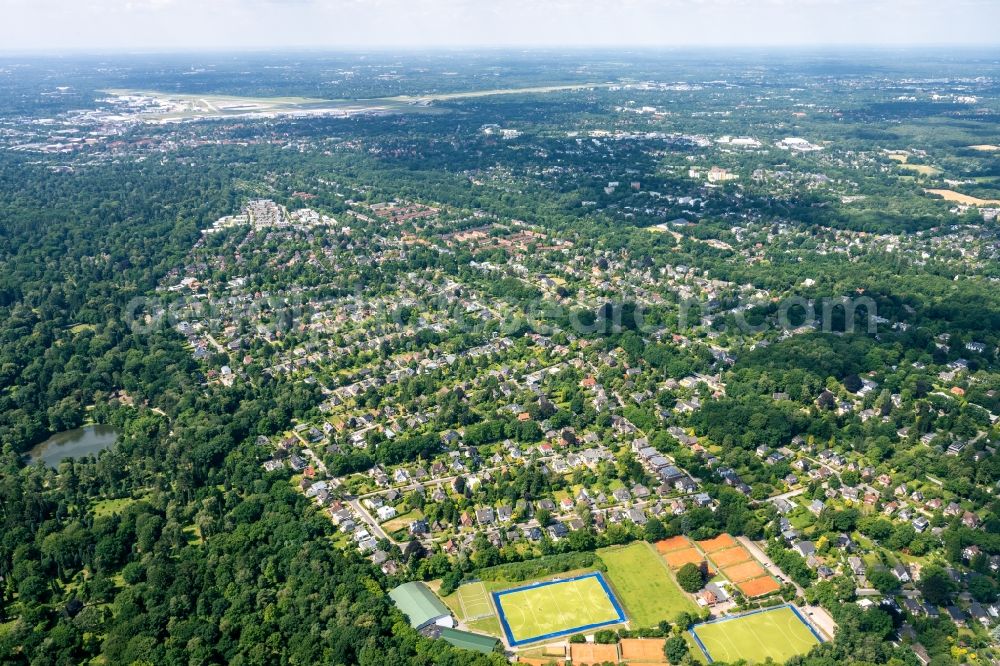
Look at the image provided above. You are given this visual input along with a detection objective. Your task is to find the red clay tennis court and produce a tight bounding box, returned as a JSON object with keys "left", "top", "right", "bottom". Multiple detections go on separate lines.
{"left": 620, "top": 638, "right": 667, "bottom": 661}
{"left": 696, "top": 533, "right": 738, "bottom": 553}
{"left": 655, "top": 536, "right": 694, "bottom": 554}
{"left": 709, "top": 546, "right": 753, "bottom": 568}
{"left": 664, "top": 548, "right": 706, "bottom": 570}
{"left": 737, "top": 576, "right": 782, "bottom": 597}
{"left": 570, "top": 642, "right": 619, "bottom": 663}
{"left": 723, "top": 560, "right": 768, "bottom": 583}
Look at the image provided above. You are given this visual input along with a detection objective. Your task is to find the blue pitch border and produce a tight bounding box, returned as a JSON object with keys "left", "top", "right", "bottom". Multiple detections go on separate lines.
{"left": 492, "top": 572, "right": 626, "bottom": 647}
{"left": 688, "top": 604, "right": 825, "bottom": 663}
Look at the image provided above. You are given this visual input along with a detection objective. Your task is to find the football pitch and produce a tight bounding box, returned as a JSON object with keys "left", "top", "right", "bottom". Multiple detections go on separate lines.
{"left": 493, "top": 572, "right": 626, "bottom": 646}
{"left": 690, "top": 605, "right": 822, "bottom": 663}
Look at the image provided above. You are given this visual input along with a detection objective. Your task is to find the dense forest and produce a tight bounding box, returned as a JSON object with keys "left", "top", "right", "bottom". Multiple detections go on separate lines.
{"left": 0, "top": 153, "right": 505, "bottom": 665}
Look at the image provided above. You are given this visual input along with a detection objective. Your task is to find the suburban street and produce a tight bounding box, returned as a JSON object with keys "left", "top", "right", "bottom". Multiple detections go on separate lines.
{"left": 348, "top": 498, "right": 397, "bottom": 545}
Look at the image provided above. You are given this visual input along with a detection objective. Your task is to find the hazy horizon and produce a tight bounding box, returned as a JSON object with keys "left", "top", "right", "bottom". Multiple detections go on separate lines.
{"left": 4, "top": 45, "right": 1000, "bottom": 57}
{"left": 1, "top": 0, "right": 998, "bottom": 53}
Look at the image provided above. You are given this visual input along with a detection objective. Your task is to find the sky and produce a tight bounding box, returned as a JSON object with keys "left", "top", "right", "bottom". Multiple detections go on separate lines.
{"left": 1, "top": 0, "right": 998, "bottom": 52}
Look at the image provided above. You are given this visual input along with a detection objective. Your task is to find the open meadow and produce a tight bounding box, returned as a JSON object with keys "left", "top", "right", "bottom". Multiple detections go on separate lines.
{"left": 598, "top": 542, "right": 699, "bottom": 627}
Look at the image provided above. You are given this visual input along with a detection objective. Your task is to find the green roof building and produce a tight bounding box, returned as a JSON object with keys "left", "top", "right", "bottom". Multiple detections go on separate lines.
{"left": 438, "top": 628, "right": 500, "bottom": 654}
{"left": 388, "top": 581, "right": 454, "bottom": 630}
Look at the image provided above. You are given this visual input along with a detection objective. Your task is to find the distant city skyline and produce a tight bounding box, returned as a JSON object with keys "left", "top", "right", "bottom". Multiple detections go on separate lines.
{"left": 1, "top": 0, "right": 998, "bottom": 53}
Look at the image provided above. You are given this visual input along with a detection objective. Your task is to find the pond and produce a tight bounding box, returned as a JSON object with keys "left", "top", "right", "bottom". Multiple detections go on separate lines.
{"left": 27, "top": 425, "right": 120, "bottom": 468}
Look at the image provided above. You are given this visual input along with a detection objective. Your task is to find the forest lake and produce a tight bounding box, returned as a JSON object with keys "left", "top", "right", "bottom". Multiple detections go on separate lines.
{"left": 27, "top": 424, "right": 119, "bottom": 468}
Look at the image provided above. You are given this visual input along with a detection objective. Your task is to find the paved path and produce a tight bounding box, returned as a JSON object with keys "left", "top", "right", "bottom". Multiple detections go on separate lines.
{"left": 289, "top": 430, "right": 330, "bottom": 475}
{"left": 737, "top": 536, "right": 799, "bottom": 592}
{"left": 766, "top": 487, "right": 808, "bottom": 504}
{"left": 204, "top": 333, "right": 225, "bottom": 353}
{"left": 800, "top": 604, "right": 837, "bottom": 641}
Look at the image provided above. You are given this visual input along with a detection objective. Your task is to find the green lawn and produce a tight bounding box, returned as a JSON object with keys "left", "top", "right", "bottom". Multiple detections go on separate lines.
{"left": 494, "top": 573, "right": 624, "bottom": 645}
{"left": 91, "top": 497, "right": 138, "bottom": 518}
{"left": 691, "top": 606, "right": 820, "bottom": 663}
{"left": 183, "top": 524, "right": 203, "bottom": 546}
{"left": 466, "top": 615, "right": 503, "bottom": 638}
{"left": 788, "top": 508, "right": 816, "bottom": 530}
{"left": 685, "top": 632, "right": 709, "bottom": 664}
{"left": 598, "top": 541, "right": 698, "bottom": 628}
{"left": 382, "top": 508, "right": 422, "bottom": 534}
{"left": 438, "top": 590, "right": 465, "bottom": 620}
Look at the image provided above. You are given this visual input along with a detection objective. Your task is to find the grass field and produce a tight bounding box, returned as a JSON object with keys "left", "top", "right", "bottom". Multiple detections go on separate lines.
{"left": 104, "top": 84, "right": 611, "bottom": 122}
{"left": 389, "top": 82, "right": 613, "bottom": 103}
{"left": 456, "top": 582, "right": 493, "bottom": 620}
{"left": 691, "top": 606, "right": 821, "bottom": 663}
{"left": 466, "top": 615, "right": 503, "bottom": 638}
{"left": 599, "top": 542, "right": 699, "bottom": 627}
{"left": 91, "top": 497, "right": 138, "bottom": 518}
{"left": 434, "top": 583, "right": 466, "bottom": 620}
{"left": 381, "top": 508, "right": 422, "bottom": 534}
{"left": 925, "top": 188, "right": 1000, "bottom": 206}
{"left": 898, "top": 163, "right": 940, "bottom": 176}
{"left": 493, "top": 572, "right": 625, "bottom": 646}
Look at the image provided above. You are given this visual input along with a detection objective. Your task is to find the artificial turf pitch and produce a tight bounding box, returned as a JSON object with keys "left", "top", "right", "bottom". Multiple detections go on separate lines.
{"left": 492, "top": 572, "right": 625, "bottom": 646}
{"left": 690, "top": 605, "right": 821, "bottom": 663}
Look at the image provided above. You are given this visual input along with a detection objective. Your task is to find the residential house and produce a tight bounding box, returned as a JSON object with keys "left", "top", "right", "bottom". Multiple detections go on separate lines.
{"left": 794, "top": 541, "right": 816, "bottom": 558}
{"left": 627, "top": 507, "right": 647, "bottom": 524}
{"left": 946, "top": 606, "right": 966, "bottom": 626}
{"left": 612, "top": 488, "right": 631, "bottom": 503}
{"left": 547, "top": 523, "right": 569, "bottom": 541}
